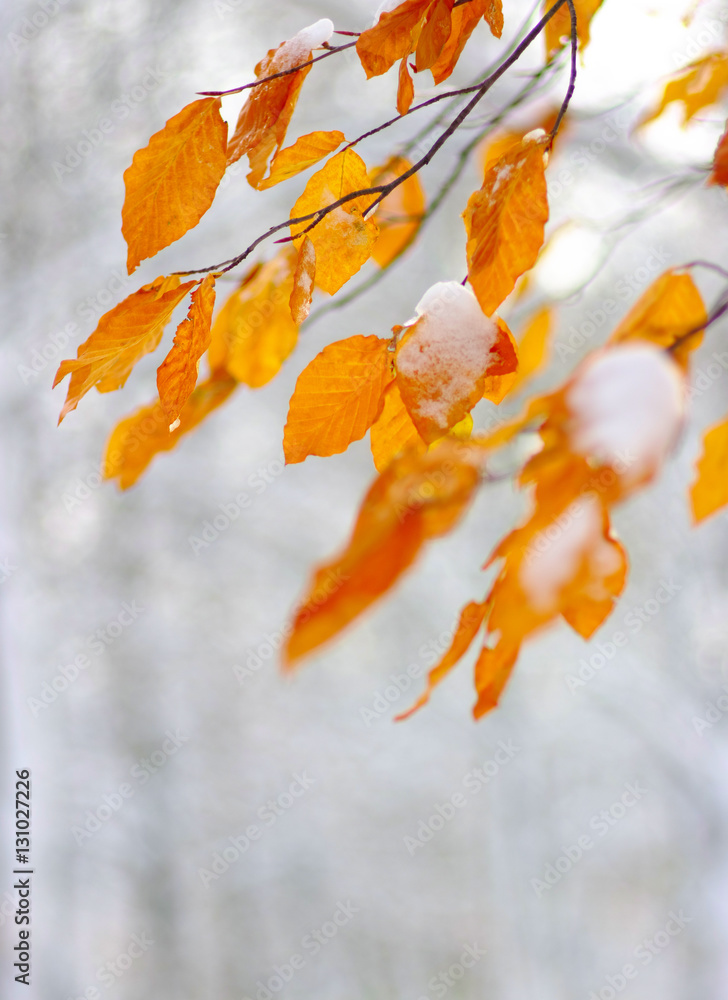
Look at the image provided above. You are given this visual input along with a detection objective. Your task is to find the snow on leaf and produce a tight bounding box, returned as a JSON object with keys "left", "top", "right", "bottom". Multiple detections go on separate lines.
{"left": 122, "top": 99, "right": 227, "bottom": 275}
{"left": 53, "top": 276, "right": 196, "bottom": 423}
{"left": 258, "top": 130, "right": 346, "bottom": 190}
{"left": 157, "top": 274, "right": 216, "bottom": 424}
{"left": 289, "top": 236, "right": 316, "bottom": 325}
{"left": 690, "top": 414, "right": 728, "bottom": 522}
{"left": 283, "top": 335, "right": 394, "bottom": 464}
{"left": 227, "top": 19, "right": 334, "bottom": 188}
{"left": 640, "top": 51, "right": 728, "bottom": 127}
{"left": 464, "top": 134, "right": 549, "bottom": 317}
{"left": 207, "top": 250, "right": 299, "bottom": 388}
{"left": 289, "top": 149, "right": 379, "bottom": 295}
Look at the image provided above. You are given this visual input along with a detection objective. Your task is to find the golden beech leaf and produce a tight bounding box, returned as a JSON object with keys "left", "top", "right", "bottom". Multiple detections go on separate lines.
{"left": 640, "top": 52, "right": 728, "bottom": 128}
{"left": 464, "top": 134, "right": 550, "bottom": 316}
{"left": 396, "top": 599, "right": 489, "bottom": 720}
{"left": 283, "top": 335, "right": 394, "bottom": 464}
{"left": 481, "top": 317, "right": 519, "bottom": 403}
{"left": 290, "top": 237, "right": 316, "bottom": 325}
{"left": 370, "top": 381, "right": 426, "bottom": 472}
{"left": 690, "top": 415, "right": 728, "bottom": 522}
{"left": 103, "top": 372, "right": 237, "bottom": 490}
{"left": 157, "top": 275, "right": 216, "bottom": 425}
{"left": 227, "top": 19, "right": 334, "bottom": 187}
{"left": 208, "top": 250, "right": 299, "bottom": 387}
{"left": 415, "top": 0, "right": 453, "bottom": 72}
{"left": 431, "top": 0, "right": 503, "bottom": 84}
{"left": 53, "top": 276, "right": 196, "bottom": 423}
{"left": 543, "top": 0, "right": 604, "bottom": 59}
{"left": 289, "top": 149, "right": 379, "bottom": 295}
{"left": 370, "top": 157, "right": 426, "bottom": 268}
{"left": 356, "top": 0, "right": 431, "bottom": 78}
{"left": 122, "top": 99, "right": 227, "bottom": 275}
{"left": 395, "top": 282, "right": 518, "bottom": 443}
{"left": 709, "top": 122, "right": 728, "bottom": 185}
{"left": 258, "top": 130, "right": 346, "bottom": 189}
{"left": 608, "top": 269, "right": 707, "bottom": 369}
{"left": 283, "top": 440, "right": 483, "bottom": 665}
{"left": 397, "top": 56, "right": 415, "bottom": 115}
{"left": 508, "top": 306, "right": 554, "bottom": 395}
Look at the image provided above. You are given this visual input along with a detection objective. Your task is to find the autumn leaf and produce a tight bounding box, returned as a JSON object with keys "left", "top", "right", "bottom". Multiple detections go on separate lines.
{"left": 103, "top": 371, "right": 237, "bottom": 490}
{"left": 157, "top": 274, "right": 216, "bottom": 425}
{"left": 481, "top": 317, "right": 519, "bottom": 404}
{"left": 370, "top": 157, "right": 426, "bottom": 268}
{"left": 289, "top": 237, "right": 316, "bottom": 325}
{"left": 122, "top": 99, "right": 227, "bottom": 274}
{"left": 544, "top": 0, "right": 604, "bottom": 59}
{"left": 370, "top": 382, "right": 425, "bottom": 472}
{"left": 507, "top": 306, "right": 554, "bottom": 395}
{"left": 464, "top": 133, "right": 549, "bottom": 316}
{"left": 608, "top": 269, "right": 707, "bottom": 369}
{"left": 690, "top": 415, "right": 728, "bottom": 522}
{"left": 709, "top": 122, "right": 728, "bottom": 185}
{"left": 227, "top": 19, "right": 334, "bottom": 188}
{"left": 415, "top": 0, "right": 453, "bottom": 72}
{"left": 290, "top": 149, "right": 379, "bottom": 294}
{"left": 640, "top": 51, "right": 728, "bottom": 128}
{"left": 53, "top": 276, "right": 196, "bottom": 423}
{"left": 283, "top": 335, "right": 394, "bottom": 464}
{"left": 395, "top": 281, "right": 517, "bottom": 442}
{"left": 397, "top": 56, "right": 415, "bottom": 115}
{"left": 431, "top": 0, "right": 503, "bottom": 84}
{"left": 258, "top": 129, "right": 346, "bottom": 189}
{"left": 284, "top": 440, "right": 483, "bottom": 664}
{"left": 356, "top": 0, "right": 431, "bottom": 78}
{"left": 207, "top": 250, "right": 299, "bottom": 387}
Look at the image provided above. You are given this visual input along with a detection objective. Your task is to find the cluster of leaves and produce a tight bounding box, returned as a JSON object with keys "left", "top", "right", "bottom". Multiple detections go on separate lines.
{"left": 55, "top": 0, "right": 728, "bottom": 719}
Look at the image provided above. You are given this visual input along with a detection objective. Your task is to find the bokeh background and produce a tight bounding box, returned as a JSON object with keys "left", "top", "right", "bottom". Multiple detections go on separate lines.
{"left": 3, "top": 0, "right": 728, "bottom": 998}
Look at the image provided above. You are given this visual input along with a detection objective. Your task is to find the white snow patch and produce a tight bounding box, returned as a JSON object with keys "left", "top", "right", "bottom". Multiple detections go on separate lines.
{"left": 396, "top": 282, "right": 499, "bottom": 430}
{"left": 278, "top": 19, "right": 334, "bottom": 66}
{"left": 566, "top": 344, "right": 685, "bottom": 484}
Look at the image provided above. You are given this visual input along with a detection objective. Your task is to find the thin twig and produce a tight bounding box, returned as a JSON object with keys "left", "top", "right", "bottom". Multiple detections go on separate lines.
{"left": 197, "top": 41, "right": 358, "bottom": 98}
{"left": 549, "top": 0, "right": 577, "bottom": 145}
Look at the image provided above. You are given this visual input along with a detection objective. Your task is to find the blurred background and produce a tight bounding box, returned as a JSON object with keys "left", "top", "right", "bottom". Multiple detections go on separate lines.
{"left": 2, "top": 0, "right": 728, "bottom": 997}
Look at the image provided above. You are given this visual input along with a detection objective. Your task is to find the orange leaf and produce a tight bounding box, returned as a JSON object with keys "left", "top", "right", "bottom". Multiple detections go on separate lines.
{"left": 208, "top": 250, "right": 299, "bottom": 387}
{"left": 157, "top": 274, "right": 216, "bottom": 425}
{"left": 283, "top": 335, "right": 394, "bottom": 464}
{"left": 370, "top": 157, "right": 426, "bottom": 268}
{"left": 709, "top": 122, "right": 728, "bottom": 186}
{"left": 397, "top": 56, "right": 415, "bottom": 115}
{"left": 640, "top": 52, "right": 728, "bottom": 128}
{"left": 508, "top": 306, "right": 554, "bottom": 395}
{"left": 284, "top": 440, "right": 483, "bottom": 664}
{"left": 395, "top": 281, "right": 517, "bottom": 442}
{"left": 356, "top": 0, "right": 431, "bottom": 78}
{"left": 227, "top": 19, "right": 334, "bottom": 188}
{"left": 290, "top": 149, "right": 379, "bottom": 294}
{"left": 431, "top": 0, "right": 503, "bottom": 84}
{"left": 258, "top": 129, "right": 346, "bottom": 189}
{"left": 464, "top": 134, "right": 549, "bottom": 316}
{"left": 289, "top": 237, "right": 316, "bottom": 325}
{"left": 690, "top": 415, "right": 728, "bottom": 522}
{"left": 53, "top": 276, "right": 196, "bottom": 423}
{"left": 481, "top": 317, "right": 519, "bottom": 403}
{"left": 608, "top": 269, "right": 706, "bottom": 369}
{"left": 544, "top": 0, "right": 604, "bottom": 59}
{"left": 122, "top": 99, "right": 227, "bottom": 274}
{"left": 415, "top": 0, "right": 453, "bottom": 72}
{"left": 370, "top": 381, "right": 425, "bottom": 472}
{"left": 103, "top": 372, "right": 237, "bottom": 490}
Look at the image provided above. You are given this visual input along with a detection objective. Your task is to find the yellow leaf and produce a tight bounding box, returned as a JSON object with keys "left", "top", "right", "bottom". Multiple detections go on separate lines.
{"left": 53, "top": 276, "right": 196, "bottom": 423}
{"left": 122, "top": 99, "right": 227, "bottom": 275}
{"left": 690, "top": 415, "right": 728, "bottom": 522}
{"left": 103, "top": 372, "right": 237, "bottom": 490}
{"left": 370, "top": 157, "right": 426, "bottom": 268}
{"left": 640, "top": 52, "right": 728, "bottom": 127}
{"left": 208, "top": 250, "right": 299, "bottom": 387}
{"left": 370, "top": 381, "right": 426, "bottom": 472}
{"left": 464, "top": 134, "right": 549, "bottom": 316}
{"left": 289, "top": 237, "right": 316, "bottom": 325}
{"left": 283, "top": 335, "right": 394, "bottom": 464}
{"left": 508, "top": 306, "right": 554, "bottom": 395}
{"left": 258, "top": 130, "right": 346, "bottom": 189}
{"left": 290, "top": 149, "right": 379, "bottom": 295}
{"left": 157, "top": 275, "right": 216, "bottom": 424}
{"left": 544, "top": 0, "right": 604, "bottom": 59}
